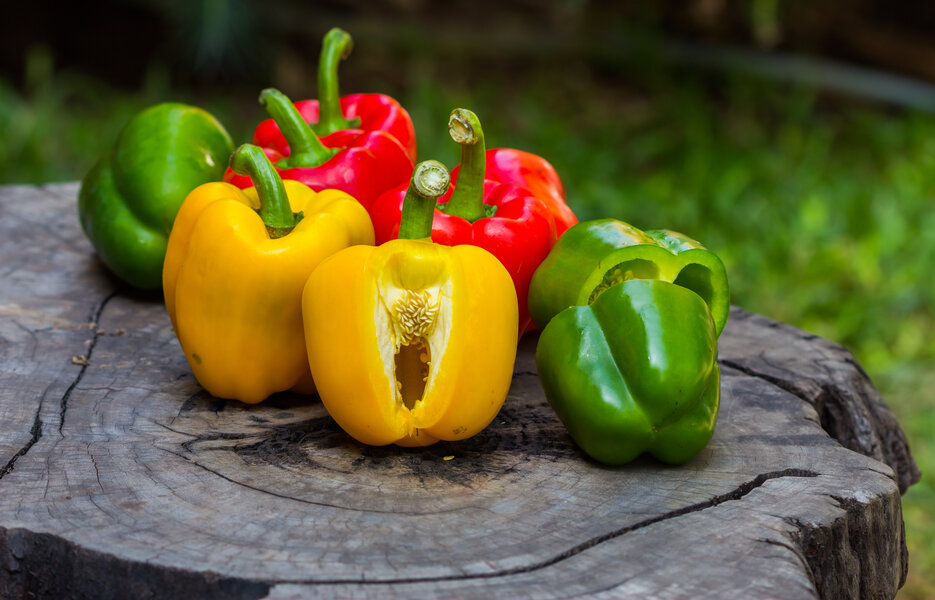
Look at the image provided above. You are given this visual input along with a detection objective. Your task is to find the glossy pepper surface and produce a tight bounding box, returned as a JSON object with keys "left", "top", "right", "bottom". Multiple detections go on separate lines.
{"left": 370, "top": 109, "right": 557, "bottom": 335}
{"left": 303, "top": 161, "right": 518, "bottom": 446}
{"left": 224, "top": 88, "right": 413, "bottom": 210}
{"left": 165, "top": 144, "right": 374, "bottom": 404}
{"left": 253, "top": 29, "right": 416, "bottom": 163}
{"left": 536, "top": 279, "right": 720, "bottom": 465}
{"left": 451, "top": 148, "right": 577, "bottom": 235}
{"left": 78, "top": 102, "right": 233, "bottom": 289}
{"left": 529, "top": 219, "right": 729, "bottom": 336}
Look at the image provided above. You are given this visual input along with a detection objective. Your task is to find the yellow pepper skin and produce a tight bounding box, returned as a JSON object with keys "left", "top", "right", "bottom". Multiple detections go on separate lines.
{"left": 302, "top": 161, "right": 518, "bottom": 446}
{"left": 164, "top": 145, "right": 374, "bottom": 404}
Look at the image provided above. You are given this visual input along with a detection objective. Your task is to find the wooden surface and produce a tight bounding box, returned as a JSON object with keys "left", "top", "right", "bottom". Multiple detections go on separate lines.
{"left": 0, "top": 183, "right": 920, "bottom": 599}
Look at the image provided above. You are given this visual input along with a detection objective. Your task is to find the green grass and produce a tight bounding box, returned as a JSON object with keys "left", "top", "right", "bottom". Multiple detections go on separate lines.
{"left": 1, "top": 47, "right": 932, "bottom": 596}
{"left": 883, "top": 366, "right": 935, "bottom": 599}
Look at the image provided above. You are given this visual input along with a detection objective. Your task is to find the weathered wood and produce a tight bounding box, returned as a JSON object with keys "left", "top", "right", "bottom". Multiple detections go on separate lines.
{"left": 719, "top": 309, "right": 921, "bottom": 494}
{"left": 0, "top": 183, "right": 918, "bottom": 599}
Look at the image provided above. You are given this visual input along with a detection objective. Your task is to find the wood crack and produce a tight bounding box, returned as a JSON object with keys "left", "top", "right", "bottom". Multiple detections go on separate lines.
{"left": 11, "top": 320, "right": 40, "bottom": 362}
{"left": 58, "top": 289, "right": 122, "bottom": 435}
{"left": 758, "top": 537, "right": 814, "bottom": 582}
{"left": 719, "top": 358, "right": 797, "bottom": 392}
{"left": 86, "top": 443, "right": 104, "bottom": 493}
{"left": 0, "top": 405, "right": 42, "bottom": 481}
{"left": 721, "top": 310, "right": 920, "bottom": 495}
{"left": 863, "top": 465, "right": 897, "bottom": 483}
{"left": 262, "top": 468, "right": 820, "bottom": 586}
{"left": 0, "top": 289, "right": 120, "bottom": 484}
{"left": 720, "top": 358, "right": 844, "bottom": 437}
{"left": 719, "top": 357, "right": 920, "bottom": 494}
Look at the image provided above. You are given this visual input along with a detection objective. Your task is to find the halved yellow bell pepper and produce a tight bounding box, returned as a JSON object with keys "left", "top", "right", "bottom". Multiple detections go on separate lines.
{"left": 164, "top": 144, "right": 374, "bottom": 404}
{"left": 302, "top": 161, "right": 518, "bottom": 446}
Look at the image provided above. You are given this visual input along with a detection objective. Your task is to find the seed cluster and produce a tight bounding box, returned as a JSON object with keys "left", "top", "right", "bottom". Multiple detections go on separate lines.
{"left": 393, "top": 289, "right": 440, "bottom": 348}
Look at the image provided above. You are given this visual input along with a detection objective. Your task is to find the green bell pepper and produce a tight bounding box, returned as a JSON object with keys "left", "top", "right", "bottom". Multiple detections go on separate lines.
{"left": 536, "top": 279, "right": 720, "bottom": 465}
{"left": 529, "top": 219, "right": 729, "bottom": 336}
{"left": 78, "top": 103, "right": 233, "bottom": 289}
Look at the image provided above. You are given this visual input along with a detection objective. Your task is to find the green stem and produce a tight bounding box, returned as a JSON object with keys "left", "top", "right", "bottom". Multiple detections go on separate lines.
{"left": 444, "top": 108, "right": 487, "bottom": 223}
{"left": 229, "top": 144, "right": 302, "bottom": 239}
{"left": 398, "top": 161, "right": 451, "bottom": 240}
{"left": 314, "top": 28, "right": 360, "bottom": 136}
{"left": 260, "top": 88, "right": 337, "bottom": 168}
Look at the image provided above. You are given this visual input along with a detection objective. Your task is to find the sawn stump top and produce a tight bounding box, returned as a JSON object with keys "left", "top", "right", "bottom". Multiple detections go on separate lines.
{"left": 0, "top": 183, "right": 920, "bottom": 599}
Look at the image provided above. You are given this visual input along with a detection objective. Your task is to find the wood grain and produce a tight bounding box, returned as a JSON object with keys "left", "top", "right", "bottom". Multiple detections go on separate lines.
{"left": 0, "top": 184, "right": 918, "bottom": 599}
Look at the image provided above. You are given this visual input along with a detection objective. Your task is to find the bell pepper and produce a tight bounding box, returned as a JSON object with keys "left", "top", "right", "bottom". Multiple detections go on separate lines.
{"left": 529, "top": 219, "right": 730, "bottom": 336}
{"left": 224, "top": 88, "right": 414, "bottom": 211}
{"left": 303, "top": 160, "right": 518, "bottom": 446}
{"left": 252, "top": 28, "right": 415, "bottom": 158}
{"left": 370, "top": 108, "right": 557, "bottom": 335}
{"left": 536, "top": 279, "right": 720, "bottom": 465}
{"left": 78, "top": 102, "right": 233, "bottom": 289}
{"left": 451, "top": 148, "right": 577, "bottom": 235}
{"left": 164, "top": 144, "right": 374, "bottom": 404}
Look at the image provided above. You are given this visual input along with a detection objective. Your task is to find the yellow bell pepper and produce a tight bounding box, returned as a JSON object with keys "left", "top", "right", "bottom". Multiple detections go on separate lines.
{"left": 164, "top": 144, "right": 374, "bottom": 404}
{"left": 303, "top": 161, "right": 518, "bottom": 446}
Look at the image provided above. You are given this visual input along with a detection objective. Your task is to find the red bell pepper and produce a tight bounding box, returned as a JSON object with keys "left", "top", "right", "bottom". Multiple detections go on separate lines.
{"left": 223, "top": 88, "right": 414, "bottom": 210}
{"left": 252, "top": 28, "right": 417, "bottom": 164}
{"left": 451, "top": 148, "right": 577, "bottom": 235}
{"left": 370, "top": 109, "right": 558, "bottom": 335}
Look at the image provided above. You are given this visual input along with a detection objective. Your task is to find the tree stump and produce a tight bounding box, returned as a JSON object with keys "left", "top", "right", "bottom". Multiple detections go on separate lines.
{"left": 0, "top": 184, "right": 920, "bottom": 599}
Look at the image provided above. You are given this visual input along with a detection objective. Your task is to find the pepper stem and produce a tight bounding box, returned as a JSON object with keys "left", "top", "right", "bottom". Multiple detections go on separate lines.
{"left": 229, "top": 144, "right": 302, "bottom": 239}
{"left": 444, "top": 108, "right": 487, "bottom": 223}
{"left": 314, "top": 28, "right": 361, "bottom": 136}
{"left": 260, "top": 88, "right": 337, "bottom": 168}
{"left": 398, "top": 161, "right": 451, "bottom": 240}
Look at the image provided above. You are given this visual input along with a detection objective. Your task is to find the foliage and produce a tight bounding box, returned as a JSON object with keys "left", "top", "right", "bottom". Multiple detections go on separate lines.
{"left": 0, "top": 47, "right": 254, "bottom": 185}
{"left": 883, "top": 365, "right": 935, "bottom": 599}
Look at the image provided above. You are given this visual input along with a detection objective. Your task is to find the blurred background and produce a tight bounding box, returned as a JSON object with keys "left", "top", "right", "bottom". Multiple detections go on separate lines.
{"left": 2, "top": 0, "right": 933, "bottom": 595}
